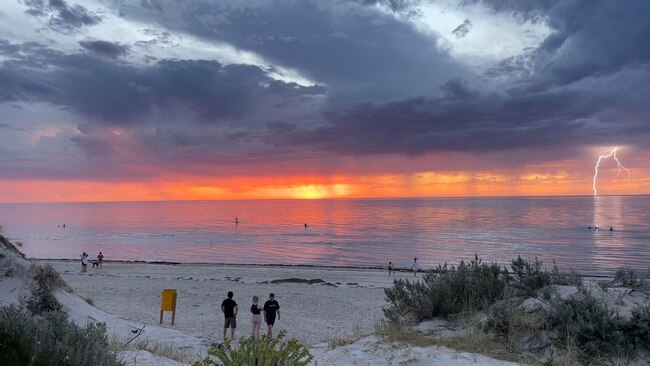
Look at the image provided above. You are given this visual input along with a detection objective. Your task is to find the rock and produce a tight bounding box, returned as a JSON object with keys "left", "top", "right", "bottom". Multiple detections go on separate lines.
{"left": 519, "top": 298, "right": 551, "bottom": 315}
{"left": 554, "top": 285, "right": 583, "bottom": 301}
{"left": 517, "top": 331, "right": 552, "bottom": 353}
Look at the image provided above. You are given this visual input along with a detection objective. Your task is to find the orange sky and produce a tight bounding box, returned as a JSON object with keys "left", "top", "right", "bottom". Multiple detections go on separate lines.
{"left": 1, "top": 167, "right": 647, "bottom": 203}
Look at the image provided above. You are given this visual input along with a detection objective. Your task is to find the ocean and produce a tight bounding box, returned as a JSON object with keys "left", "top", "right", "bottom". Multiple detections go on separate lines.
{"left": 0, "top": 196, "right": 649, "bottom": 276}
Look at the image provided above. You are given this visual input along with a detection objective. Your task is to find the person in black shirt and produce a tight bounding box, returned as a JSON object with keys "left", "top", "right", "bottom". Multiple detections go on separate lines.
{"left": 263, "top": 293, "right": 281, "bottom": 339}
{"left": 221, "top": 291, "right": 238, "bottom": 340}
{"left": 251, "top": 296, "right": 263, "bottom": 338}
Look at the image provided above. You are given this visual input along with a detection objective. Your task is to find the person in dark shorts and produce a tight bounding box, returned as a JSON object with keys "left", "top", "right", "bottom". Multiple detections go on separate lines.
{"left": 263, "top": 293, "right": 281, "bottom": 339}
{"left": 221, "top": 291, "right": 238, "bottom": 340}
{"left": 97, "top": 252, "right": 104, "bottom": 269}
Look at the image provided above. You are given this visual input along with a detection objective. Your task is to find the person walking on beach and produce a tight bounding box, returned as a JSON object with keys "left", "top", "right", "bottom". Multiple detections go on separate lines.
{"left": 97, "top": 252, "right": 104, "bottom": 269}
{"left": 81, "top": 252, "right": 89, "bottom": 272}
{"left": 411, "top": 257, "right": 421, "bottom": 277}
{"left": 221, "top": 291, "right": 238, "bottom": 340}
{"left": 263, "top": 293, "right": 281, "bottom": 339}
{"left": 388, "top": 261, "right": 394, "bottom": 276}
{"left": 251, "top": 296, "right": 263, "bottom": 338}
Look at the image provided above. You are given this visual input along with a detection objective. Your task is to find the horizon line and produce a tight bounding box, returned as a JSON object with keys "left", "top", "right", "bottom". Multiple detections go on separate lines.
{"left": 0, "top": 193, "right": 648, "bottom": 205}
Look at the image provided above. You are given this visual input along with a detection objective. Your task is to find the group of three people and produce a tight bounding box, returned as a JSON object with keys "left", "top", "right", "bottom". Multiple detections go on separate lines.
{"left": 221, "top": 291, "right": 281, "bottom": 340}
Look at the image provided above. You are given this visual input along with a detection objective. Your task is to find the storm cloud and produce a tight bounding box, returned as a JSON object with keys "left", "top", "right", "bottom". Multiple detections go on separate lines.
{"left": 21, "top": 0, "right": 102, "bottom": 32}
{"left": 1, "top": 0, "right": 649, "bottom": 184}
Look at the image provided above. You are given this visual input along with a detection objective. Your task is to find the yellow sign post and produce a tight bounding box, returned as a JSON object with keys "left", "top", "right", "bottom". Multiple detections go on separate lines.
{"left": 160, "top": 289, "right": 177, "bottom": 325}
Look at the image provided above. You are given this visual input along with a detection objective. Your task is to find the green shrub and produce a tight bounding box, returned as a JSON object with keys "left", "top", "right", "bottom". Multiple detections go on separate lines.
{"left": 627, "top": 303, "right": 650, "bottom": 350}
{"left": 552, "top": 295, "right": 633, "bottom": 360}
{"left": 194, "top": 331, "right": 312, "bottom": 366}
{"left": 614, "top": 267, "right": 643, "bottom": 288}
{"left": 509, "top": 256, "right": 551, "bottom": 297}
{"left": 25, "top": 264, "right": 66, "bottom": 314}
{"left": 550, "top": 261, "right": 583, "bottom": 287}
{"left": 0, "top": 305, "right": 123, "bottom": 366}
{"left": 384, "top": 255, "right": 509, "bottom": 322}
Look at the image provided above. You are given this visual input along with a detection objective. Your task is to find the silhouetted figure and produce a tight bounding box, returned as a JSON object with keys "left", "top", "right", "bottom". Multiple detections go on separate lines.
{"left": 610, "top": 226, "right": 614, "bottom": 231}
{"left": 63, "top": 224, "right": 66, "bottom": 228}
{"left": 235, "top": 217, "right": 239, "bottom": 224}
{"left": 588, "top": 226, "right": 592, "bottom": 229}
{"left": 304, "top": 223, "right": 308, "bottom": 230}
{"left": 388, "top": 261, "right": 394, "bottom": 276}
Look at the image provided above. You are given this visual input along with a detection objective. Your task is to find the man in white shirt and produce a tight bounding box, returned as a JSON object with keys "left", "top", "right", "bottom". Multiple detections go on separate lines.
{"left": 410, "top": 257, "right": 421, "bottom": 276}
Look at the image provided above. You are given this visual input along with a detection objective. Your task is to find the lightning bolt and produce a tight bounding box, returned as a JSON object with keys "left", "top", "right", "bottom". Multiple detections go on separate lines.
{"left": 592, "top": 147, "right": 630, "bottom": 196}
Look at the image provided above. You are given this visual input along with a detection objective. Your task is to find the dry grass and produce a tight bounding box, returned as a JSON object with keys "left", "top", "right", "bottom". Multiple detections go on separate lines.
{"left": 33, "top": 263, "right": 69, "bottom": 290}
{"left": 375, "top": 319, "right": 535, "bottom": 364}
{"left": 328, "top": 323, "right": 367, "bottom": 348}
{"left": 109, "top": 333, "right": 197, "bottom": 364}
{"left": 0, "top": 234, "right": 26, "bottom": 259}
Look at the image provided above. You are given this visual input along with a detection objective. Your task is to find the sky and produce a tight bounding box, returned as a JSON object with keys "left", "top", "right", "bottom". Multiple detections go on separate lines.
{"left": 0, "top": 0, "right": 649, "bottom": 202}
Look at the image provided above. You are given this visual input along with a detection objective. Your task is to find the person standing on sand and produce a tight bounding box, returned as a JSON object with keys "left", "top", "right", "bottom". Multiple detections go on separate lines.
{"left": 81, "top": 252, "right": 89, "bottom": 272}
{"left": 263, "top": 293, "right": 281, "bottom": 339}
{"left": 388, "top": 261, "right": 394, "bottom": 276}
{"left": 411, "top": 257, "right": 421, "bottom": 277}
{"left": 221, "top": 291, "right": 238, "bottom": 340}
{"left": 251, "top": 296, "right": 263, "bottom": 338}
{"left": 97, "top": 252, "right": 104, "bottom": 269}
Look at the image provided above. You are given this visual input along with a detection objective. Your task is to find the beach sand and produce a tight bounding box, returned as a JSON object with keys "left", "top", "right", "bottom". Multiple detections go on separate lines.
{"left": 0, "top": 238, "right": 522, "bottom": 365}
{"left": 44, "top": 260, "right": 403, "bottom": 346}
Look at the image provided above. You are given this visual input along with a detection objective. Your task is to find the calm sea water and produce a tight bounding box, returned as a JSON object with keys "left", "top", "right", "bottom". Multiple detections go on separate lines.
{"left": 0, "top": 196, "right": 649, "bottom": 276}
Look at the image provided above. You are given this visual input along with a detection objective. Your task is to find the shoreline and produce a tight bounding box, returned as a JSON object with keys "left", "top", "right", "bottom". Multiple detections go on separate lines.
{"left": 39, "top": 258, "right": 613, "bottom": 278}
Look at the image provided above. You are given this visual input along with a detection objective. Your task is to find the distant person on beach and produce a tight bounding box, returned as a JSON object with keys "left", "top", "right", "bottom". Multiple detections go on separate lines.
{"left": 388, "top": 261, "right": 394, "bottom": 276}
{"left": 263, "top": 293, "right": 281, "bottom": 339}
{"left": 221, "top": 291, "right": 238, "bottom": 340}
{"left": 411, "top": 258, "right": 421, "bottom": 277}
{"left": 97, "top": 252, "right": 104, "bottom": 269}
{"left": 81, "top": 252, "right": 88, "bottom": 272}
{"left": 235, "top": 217, "right": 239, "bottom": 224}
{"left": 304, "top": 223, "right": 308, "bottom": 230}
{"left": 63, "top": 224, "right": 66, "bottom": 228}
{"left": 251, "top": 296, "right": 263, "bottom": 338}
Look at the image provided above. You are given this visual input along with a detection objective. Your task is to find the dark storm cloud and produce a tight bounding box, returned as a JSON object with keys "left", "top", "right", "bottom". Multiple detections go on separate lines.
{"left": 21, "top": 0, "right": 102, "bottom": 32}
{"left": 472, "top": 0, "right": 650, "bottom": 88}
{"left": 0, "top": 39, "right": 324, "bottom": 125}
{"left": 108, "top": 0, "right": 468, "bottom": 101}
{"left": 253, "top": 64, "right": 650, "bottom": 157}
{"left": 79, "top": 40, "right": 129, "bottom": 58}
{"left": 254, "top": 0, "right": 650, "bottom": 157}
{"left": 2, "top": 0, "right": 650, "bottom": 179}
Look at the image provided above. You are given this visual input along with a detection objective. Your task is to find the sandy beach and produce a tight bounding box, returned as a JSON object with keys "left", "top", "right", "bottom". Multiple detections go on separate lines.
{"left": 0, "top": 238, "right": 537, "bottom": 365}
{"left": 43, "top": 260, "right": 405, "bottom": 346}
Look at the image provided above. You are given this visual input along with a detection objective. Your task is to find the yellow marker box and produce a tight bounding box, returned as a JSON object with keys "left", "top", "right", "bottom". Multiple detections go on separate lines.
{"left": 160, "top": 289, "right": 177, "bottom": 325}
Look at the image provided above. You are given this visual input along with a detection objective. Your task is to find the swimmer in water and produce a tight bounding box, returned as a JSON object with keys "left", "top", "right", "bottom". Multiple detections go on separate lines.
{"left": 610, "top": 226, "right": 614, "bottom": 231}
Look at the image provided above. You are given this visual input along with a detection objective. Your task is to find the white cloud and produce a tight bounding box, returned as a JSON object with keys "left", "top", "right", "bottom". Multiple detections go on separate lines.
{"left": 410, "top": 1, "right": 551, "bottom": 71}
{"left": 0, "top": 0, "right": 317, "bottom": 86}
